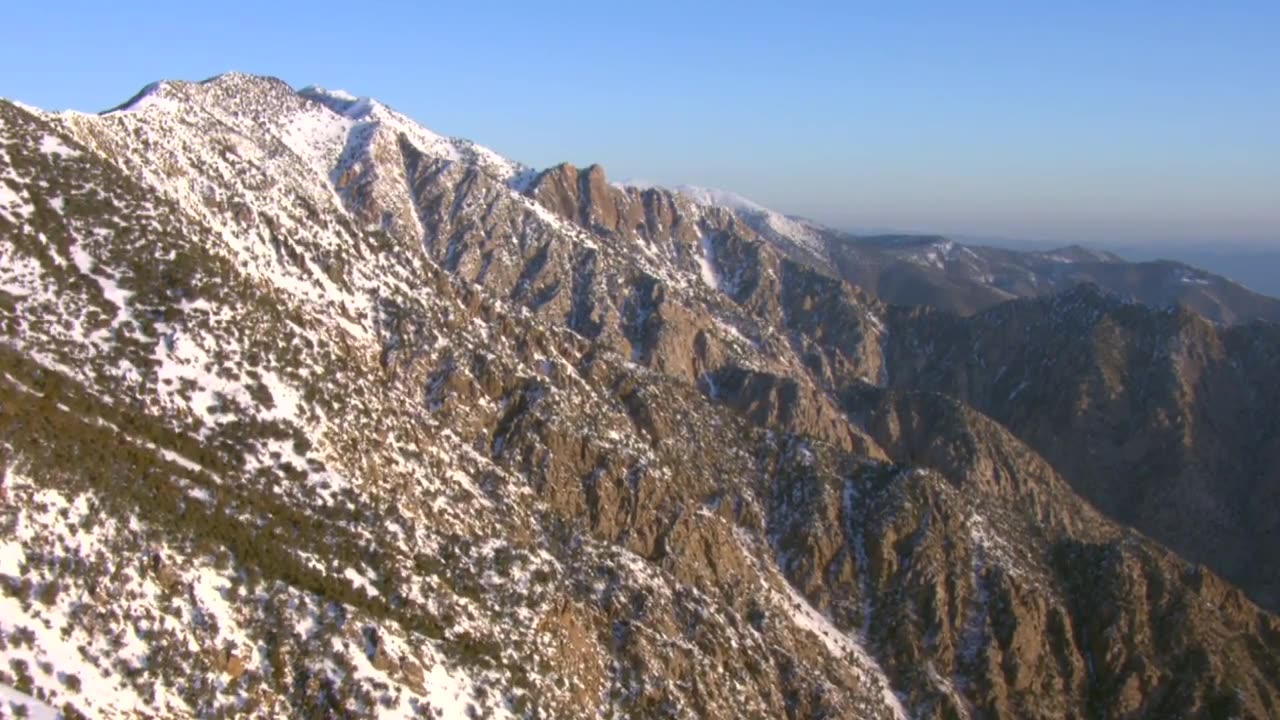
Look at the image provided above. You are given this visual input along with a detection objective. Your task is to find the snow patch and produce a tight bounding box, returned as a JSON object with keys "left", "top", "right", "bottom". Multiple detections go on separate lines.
{"left": 0, "top": 683, "right": 59, "bottom": 720}
{"left": 0, "top": 178, "right": 32, "bottom": 219}
{"left": 672, "top": 184, "right": 767, "bottom": 213}
{"left": 112, "top": 82, "right": 182, "bottom": 114}
{"left": 697, "top": 231, "right": 721, "bottom": 289}
{"left": 772, "top": 581, "right": 909, "bottom": 720}
{"left": 38, "top": 134, "right": 79, "bottom": 158}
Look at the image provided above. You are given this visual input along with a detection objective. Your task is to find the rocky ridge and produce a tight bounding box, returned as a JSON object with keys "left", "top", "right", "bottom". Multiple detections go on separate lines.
{"left": 634, "top": 182, "right": 1280, "bottom": 326}
{"left": 0, "top": 72, "right": 1277, "bottom": 718}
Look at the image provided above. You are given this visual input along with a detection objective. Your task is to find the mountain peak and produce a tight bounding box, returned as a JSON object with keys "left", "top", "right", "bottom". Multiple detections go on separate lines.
{"left": 104, "top": 80, "right": 173, "bottom": 114}
{"left": 673, "top": 185, "right": 768, "bottom": 214}
{"left": 104, "top": 71, "right": 294, "bottom": 114}
{"left": 198, "top": 70, "right": 290, "bottom": 87}
{"left": 297, "top": 84, "right": 372, "bottom": 117}
{"left": 616, "top": 182, "right": 830, "bottom": 262}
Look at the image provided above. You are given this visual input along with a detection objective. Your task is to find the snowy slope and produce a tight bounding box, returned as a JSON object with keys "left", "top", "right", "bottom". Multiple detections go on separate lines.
{"left": 0, "top": 75, "right": 913, "bottom": 719}
{"left": 4, "top": 72, "right": 1278, "bottom": 720}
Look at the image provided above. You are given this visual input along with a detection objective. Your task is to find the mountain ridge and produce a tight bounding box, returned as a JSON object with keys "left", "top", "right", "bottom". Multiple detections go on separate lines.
{"left": 2, "top": 72, "right": 1278, "bottom": 718}
{"left": 618, "top": 180, "right": 1280, "bottom": 325}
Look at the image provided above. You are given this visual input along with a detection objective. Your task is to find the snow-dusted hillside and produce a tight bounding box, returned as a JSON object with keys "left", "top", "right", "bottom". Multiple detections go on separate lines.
{"left": 0, "top": 72, "right": 910, "bottom": 720}
{"left": 2, "top": 73, "right": 1278, "bottom": 719}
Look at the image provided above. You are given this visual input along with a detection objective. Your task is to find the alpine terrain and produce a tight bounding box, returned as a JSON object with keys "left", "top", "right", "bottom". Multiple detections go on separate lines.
{"left": 1, "top": 72, "right": 1278, "bottom": 719}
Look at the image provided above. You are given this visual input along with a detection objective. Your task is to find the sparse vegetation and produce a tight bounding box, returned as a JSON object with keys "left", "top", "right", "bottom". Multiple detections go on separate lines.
{"left": 0, "top": 74, "right": 1277, "bottom": 720}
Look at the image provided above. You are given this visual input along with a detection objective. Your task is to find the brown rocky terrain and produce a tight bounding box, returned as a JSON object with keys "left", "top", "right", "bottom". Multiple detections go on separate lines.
{"left": 0, "top": 73, "right": 1276, "bottom": 718}
{"left": 882, "top": 287, "right": 1280, "bottom": 614}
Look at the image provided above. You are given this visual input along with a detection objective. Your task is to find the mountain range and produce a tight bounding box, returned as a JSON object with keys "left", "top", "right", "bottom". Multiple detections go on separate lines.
{"left": 1, "top": 72, "right": 1278, "bottom": 719}
{"left": 625, "top": 185, "right": 1280, "bottom": 326}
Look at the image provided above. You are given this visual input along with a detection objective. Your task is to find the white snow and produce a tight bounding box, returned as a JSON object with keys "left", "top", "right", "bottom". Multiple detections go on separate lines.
{"left": 307, "top": 86, "right": 358, "bottom": 102}
{"left": 652, "top": 183, "right": 829, "bottom": 258}
{"left": 0, "top": 540, "right": 23, "bottom": 576}
{"left": 865, "top": 310, "right": 886, "bottom": 335}
{"left": 772, "top": 581, "right": 909, "bottom": 720}
{"left": 672, "top": 184, "right": 767, "bottom": 213}
{"left": 0, "top": 478, "right": 190, "bottom": 716}
{"left": 0, "top": 181, "right": 32, "bottom": 219}
{"left": 697, "top": 231, "right": 721, "bottom": 289}
{"left": 1177, "top": 269, "right": 1211, "bottom": 285}
{"left": 0, "top": 684, "right": 59, "bottom": 720}
{"left": 112, "top": 82, "right": 182, "bottom": 114}
{"left": 38, "top": 134, "right": 79, "bottom": 158}
{"left": 278, "top": 105, "right": 356, "bottom": 178}
{"left": 68, "top": 242, "right": 134, "bottom": 336}
{"left": 730, "top": 528, "right": 908, "bottom": 720}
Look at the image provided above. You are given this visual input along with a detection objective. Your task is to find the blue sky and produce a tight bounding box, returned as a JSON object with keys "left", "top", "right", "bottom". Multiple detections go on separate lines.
{"left": 2, "top": 1, "right": 1276, "bottom": 247}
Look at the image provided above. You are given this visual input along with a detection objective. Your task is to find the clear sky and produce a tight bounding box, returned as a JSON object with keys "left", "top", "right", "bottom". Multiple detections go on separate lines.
{"left": 2, "top": 1, "right": 1276, "bottom": 247}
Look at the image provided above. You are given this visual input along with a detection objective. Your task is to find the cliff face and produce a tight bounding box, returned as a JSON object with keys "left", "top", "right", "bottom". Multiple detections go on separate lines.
{"left": 0, "top": 74, "right": 1277, "bottom": 719}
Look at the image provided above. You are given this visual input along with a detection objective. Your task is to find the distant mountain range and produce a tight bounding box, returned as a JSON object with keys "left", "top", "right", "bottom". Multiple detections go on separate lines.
{"left": 1115, "top": 245, "right": 1280, "bottom": 300}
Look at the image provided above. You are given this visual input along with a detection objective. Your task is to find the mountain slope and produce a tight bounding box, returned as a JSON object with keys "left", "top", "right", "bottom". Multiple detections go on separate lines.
{"left": 828, "top": 236, "right": 1280, "bottom": 325}
{"left": 1, "top": 73, "right": 1278, "bottom": 719}
{"left": 882, "top": 286, "right": 1280, "bottom": 612}
{"left": 0, "top": 77, "right": 911, "bottom": 719}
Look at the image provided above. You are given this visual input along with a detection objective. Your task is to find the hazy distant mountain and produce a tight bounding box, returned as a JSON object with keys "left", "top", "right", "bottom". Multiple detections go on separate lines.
{"left": 1115, "top": 245, "right": 1280, "bottom": 300}
{"left": 826, "top": 235, "right": 1280, "bottom": 325}
{"left": 2, "top": 73, "right": 1279, "bottom": 718}
{"left": 859, "top": 230, "right": 1280, "bottom": 303}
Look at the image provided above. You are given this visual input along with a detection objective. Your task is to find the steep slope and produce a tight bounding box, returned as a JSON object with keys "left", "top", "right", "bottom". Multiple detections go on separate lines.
{"left": 883, "top": 285, "right": 1280, "bottom": 612}
{"left": 1, "top": 73, "right": 1278, "bottom": 719}
{"left": 1, "top": 78, "right": 912, "bottom": 720}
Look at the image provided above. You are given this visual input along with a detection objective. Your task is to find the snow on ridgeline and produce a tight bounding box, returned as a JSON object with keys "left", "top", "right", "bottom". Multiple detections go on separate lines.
{"left": 297, "top": 84, "right": 530, "bottom": 182}
{"left": 90, "top": 73, "right": 531, "bottom": 187}
{"left": 772, "top": 581, "right": 910, "bottom": 720}
{"left": 618, "top": 180, "right": 830, "bottom": 260}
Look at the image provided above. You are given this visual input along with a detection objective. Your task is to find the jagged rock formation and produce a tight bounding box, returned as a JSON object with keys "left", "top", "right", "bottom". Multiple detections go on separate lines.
{"left": 0, "top": 72, "right": 1277, "bottom": 719}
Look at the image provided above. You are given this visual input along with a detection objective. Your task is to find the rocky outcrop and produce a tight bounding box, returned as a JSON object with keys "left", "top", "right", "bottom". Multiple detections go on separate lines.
{"left": 766, "top": 424, "right": 1280, "bottom": 719}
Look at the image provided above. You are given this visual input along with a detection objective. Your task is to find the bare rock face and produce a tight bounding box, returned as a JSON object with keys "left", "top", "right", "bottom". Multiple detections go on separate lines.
{"left": 212, "top": 646, "right": 248, "bottom": 680}
{"left": 765, "top": 426, "right": 1280, "bottom": 719}
{"left": 0, "top": 75, "right": 1278, "bottom": 719}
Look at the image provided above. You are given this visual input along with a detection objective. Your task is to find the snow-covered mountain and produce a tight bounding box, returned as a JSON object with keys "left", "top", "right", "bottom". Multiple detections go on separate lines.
{"left": 2, "top": 72, "right": 1279, "bottom": 719}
